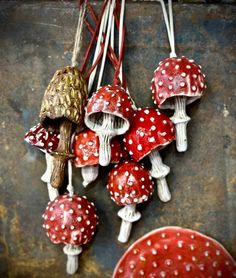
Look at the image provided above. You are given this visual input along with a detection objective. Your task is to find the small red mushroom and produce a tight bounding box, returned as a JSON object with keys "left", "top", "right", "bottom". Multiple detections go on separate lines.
{"left": 123, "top": 108, "right": 175, "bottom": 202}
{"left": 107, "top": 161, "right": 154, "bottom": 243}
{"left": 73, "top": 129, "right": 125, "bottom": 187}
{"left": 113, "top": 226, "right": 236, "bottom": 278}
{"left": 24, "top": 123, "right": 60, "bottom": 200}
{"left": 85, "top": 85, "right": 134, "bottom": 166}
{"left": 151, "top": 56, "right": 206, "bottom": 152}
{"left": 42, "top": 194, "right": 99, "bottom": 275}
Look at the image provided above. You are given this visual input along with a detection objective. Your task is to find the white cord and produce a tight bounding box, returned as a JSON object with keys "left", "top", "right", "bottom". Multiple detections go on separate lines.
{"left": 118, "top": 0, "right": 125, "bottom": 84}
{"left": 159, "top": 0, "right": 176, "bottom": 58}
{"left": 71, "top": 1, "right": 87, "bottom": 67}
{"left": 97, "top": 0, "right": 116, "bottom": 90}
{"left": 67, "top": 160, "right": 74, "bottom": 197}
{"left": 88, "top": 2, "right": 110, "bottom": 93}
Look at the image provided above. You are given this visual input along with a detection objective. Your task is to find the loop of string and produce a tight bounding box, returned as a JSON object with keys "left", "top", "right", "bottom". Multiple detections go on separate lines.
{"left": 71, "top": 1, "right": 88, "bottom": 67}
{"left": 159, "top": 0, "right": 176, "bottom": 58}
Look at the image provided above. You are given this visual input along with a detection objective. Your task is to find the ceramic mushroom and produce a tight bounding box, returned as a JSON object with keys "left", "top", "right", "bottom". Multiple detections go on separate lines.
{"left": 24, "top": 123, "right": 60, "bottom": 201}
{"left": 73, "top": 129, "right": 125, "bottom": 187}
{"left": 42, "top": 194, "right": 98, "bottom": 275}
{"left": 40, "top": 66, "right": 88, "bottom": 188}
{"left": 113, "top": 226, "right": 236, "bottom": 278}
{"left": 85, "top": 85, "right": 134, "bottom": 166}
{"left": 151, "top": 56, "right": 206, "bottom": 152}
{"left": 123, "top": 107, "right": 175, "bottom": 202}
{"left": 107, "top": 161, "right": 154, "bottom": 243}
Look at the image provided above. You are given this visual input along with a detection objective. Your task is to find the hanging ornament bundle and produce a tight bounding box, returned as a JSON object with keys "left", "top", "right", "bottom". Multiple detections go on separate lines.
{"left": 23, "top": 0, "right": 236, "bottom": 276}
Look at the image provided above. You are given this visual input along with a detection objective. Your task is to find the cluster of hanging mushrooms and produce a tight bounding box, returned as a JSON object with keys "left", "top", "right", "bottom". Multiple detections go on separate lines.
{"left": 23, "top": 0, "right": 223, "bottom": 275}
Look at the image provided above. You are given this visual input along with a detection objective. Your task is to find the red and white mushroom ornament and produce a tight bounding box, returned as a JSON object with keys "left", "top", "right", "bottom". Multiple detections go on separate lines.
{"left": 42, "top": 194, "right": 99, "bottom": 275}
{"left": 24, "top": 123, "right": 60, "bottom": 201}
{"left": 123, "top": 108, "right": 175, "bottom": 202}
{"left": 151, "top": 0, "right": 206, "bottom": 152}
{"left": 107, "top": 161, "right": 154, "bottom": 243}
{"left": 85, "top": 85, "right": 134, "bottom": 167}
{"left": 73, "top": 129, "right": 125, "bottom": 187}
{"left": 113, "top": 226, "right": 236, "bottom": 278}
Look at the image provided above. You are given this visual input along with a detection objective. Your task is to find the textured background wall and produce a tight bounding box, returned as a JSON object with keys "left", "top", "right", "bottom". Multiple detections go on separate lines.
{"left": 0, "top": 1, "right": 235, "bottom": 277}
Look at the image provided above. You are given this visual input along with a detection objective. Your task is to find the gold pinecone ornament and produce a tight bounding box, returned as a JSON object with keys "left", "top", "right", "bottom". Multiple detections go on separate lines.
{"left": 40, "top": 66, "right": 88, "bottom": 188}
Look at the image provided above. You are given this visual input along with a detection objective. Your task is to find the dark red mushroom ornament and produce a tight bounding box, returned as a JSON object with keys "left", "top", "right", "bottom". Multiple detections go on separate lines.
{"left": 152, "top": 57, "right": 205, "bottom": 152}
{"left": 123, "top": 108, "right": 175, "bottom": 202}
{"left": 151, "top": 0, "right": 206, "bottom": 152}
{"left": 42, "top": 194, "right": 98, "bottom": 275}
{"left": 24, "top": 123, "right": 60, "bottom": 201}
{"left": 85, "top": 85, "right": 134, "bottom": 166}
{"left": 73, "top": 129, "right": 125, "bottom": 187}
{"left": 107, "top": 161, "right": 154, "bottom": 243}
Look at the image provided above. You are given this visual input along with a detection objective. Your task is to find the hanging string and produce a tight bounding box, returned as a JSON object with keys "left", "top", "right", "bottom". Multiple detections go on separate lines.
{"left": 97, "top": 0, "right": 116, "bottom": 90}
{"left": 80, "top": 0, "right": 109, "bottom": 74}
{"left": 159, "top": 0, "right": 176, "bottom": 58}
{"left": 88, "top": 1, "right": 111, "bottom": 93}
{"left": 71, "top": 1, "right": 88, "bottom": 67}
{"left": 117, "top": 0, "right": 125, "bottom": 85}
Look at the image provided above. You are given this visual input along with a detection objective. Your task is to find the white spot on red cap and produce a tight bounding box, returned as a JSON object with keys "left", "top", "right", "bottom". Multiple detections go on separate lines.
{"left": 151, "top": 125, "right": 156, "bottom": 131}
{"left": 137, "top": 144, "right": 143, "bottom": 150}
{"left": 158, "top": 81, "right": 163, "bottom": 86}
{"left": 140, "top": 117, "right": 144, "bottom": 122}
{"left": 148, "top": 137, "right": 155, "bottom": 143}
{"left": 180, "top": 82, "right": 185, "bottom": 87}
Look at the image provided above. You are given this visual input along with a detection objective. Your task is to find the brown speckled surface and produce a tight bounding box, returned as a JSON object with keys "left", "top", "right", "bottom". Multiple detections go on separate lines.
{"left": 0, "top": 1, "right": 235, "bottom": 277}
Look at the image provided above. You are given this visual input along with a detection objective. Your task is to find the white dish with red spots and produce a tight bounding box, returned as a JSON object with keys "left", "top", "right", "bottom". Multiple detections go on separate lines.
{"left": 113, "top": 226, "right": 236, "bottom": 278}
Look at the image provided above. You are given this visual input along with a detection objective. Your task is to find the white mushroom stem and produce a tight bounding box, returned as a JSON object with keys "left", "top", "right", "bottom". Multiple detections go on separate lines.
{"left": 41, "top": 152, "right": 59, "bottom": 201}
{"left": 97, "top": 113, "right": 116, "bottom": 166}
{"left": 149, "top": 148, "right": 171, "bottom": 202}
{"left": 170, "top": 96, "right": 191, "bottom": 152}
{"left": 117, "top": 204, "right": 141, "bottom": 243}
{"left": 63, "top": 244, "right": 82, "bottom": 275}
{"left": 81, "top": 165, "right": 99, "bottom": 187}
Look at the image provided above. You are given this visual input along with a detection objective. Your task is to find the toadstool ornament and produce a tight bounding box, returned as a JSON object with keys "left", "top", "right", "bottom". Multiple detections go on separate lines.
{"left": 85, "top": 85, "right": 134, "bottom": 167}
{"left": 152, "top": 56, "right": 206, "bottom": 152}
{"left": 40, "top": 66, "right": 88, "bottom": 188}
{"left": 123, "top": 108, "right": 175, "bottom": 202}
{"left": 151, "top": 0, "right": 206, "bottom": 152}
{"left": 107, "top": 161, "right": 154, "bottom": 243}
{"left": 42, "top": 194, "right": 98, "bottom": 275}
{"left": 73, "top": 129, "right": 125, "bottom": 187}
{"left": 24, "top": 123, "right": 60, "bottom": 201}
{"left": 113, "top": 226, "right": 236, "bottom": 278}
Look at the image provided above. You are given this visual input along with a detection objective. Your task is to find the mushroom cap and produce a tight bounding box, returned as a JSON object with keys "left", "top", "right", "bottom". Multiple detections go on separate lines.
{"left": 42, "top": 194, "right": 98, "bottom": 246}
{"left": 151, "top": 56, "right": 206, "bottom": 109}
{"left": 73, "top": 129, "right": 125, "bottom": 167}
{"left": 107, "top": 161, "right": 154, "bottom": 206}
{"left": 84, "top": 85, "right": 134, "bottom": 135}
{"left": 113, "top": 226, "right": 236, "bottom": 278}
{"left": 40, "top": 66, "right": 88, "bottom": 131}
{"left": 123, "top": 108, "right": 175, "bottom": 161}
{"left": 24, "top": 123, "right": 59, "bottom": 152}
